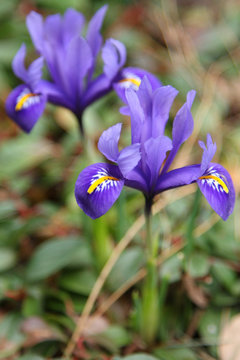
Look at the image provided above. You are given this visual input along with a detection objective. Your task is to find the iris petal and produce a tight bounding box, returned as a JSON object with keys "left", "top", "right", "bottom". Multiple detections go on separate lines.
{"left": 75, "top": 163, "right": 124, "bottom": 219}
{"left": 144, "top": 135, "right": 172, "bottom": 189}
{"left": 26, "top": 11, "right": 44, "bottom": 52}
{"left": 5, "top": 84, "right": 46, "bottom": 133}
{"left": 161, "top": 90, "right": 196, "bottom": 174}
{"left": 197, "top": 163, "right": 235, "bottom": 221}
{"left": 152, "top": 85, "right": 178, "bottom": 137}
{"left": 102, "top": 38, "right": 126, "bottom": 80}
{"left": 118, "top": 143, "right": 141, "bottom": 177}
{"left": 12, "top": 44, "right": 28, "bottom": 82}
{"left": 114, "top": 67, "right": 161, "bottom": 104}
{"left": 62, "top": 8, "right": 85, "bottom": 46}
{"left": 86, "top": 5, "right": 108, "bottom": 58}
{"left": 98, "top": 123, "right": 122, "bottom": 162}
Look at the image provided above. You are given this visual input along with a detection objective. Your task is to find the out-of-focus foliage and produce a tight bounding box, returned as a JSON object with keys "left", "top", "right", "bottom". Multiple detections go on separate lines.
{"left": 0, "top": 0, "right": 240, "bottom": 359}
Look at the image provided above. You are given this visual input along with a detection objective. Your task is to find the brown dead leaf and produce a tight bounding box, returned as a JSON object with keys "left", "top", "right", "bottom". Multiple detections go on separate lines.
{"left": 21, "top": 316, "right": 63, "bottom": 347}
{"left": 81, "top": 315, "right": 109, "bottom": 337}
{"left": 219, "top": 314, "right": 240, "bottom": 360}
{"left": 183, "top": 273, "right": 209, "bottom": 308}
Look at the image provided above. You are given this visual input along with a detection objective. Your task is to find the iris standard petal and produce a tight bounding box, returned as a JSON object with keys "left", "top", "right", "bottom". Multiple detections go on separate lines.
{"left": 26, "top": 11, "right": 44, "bottom": 52}
{"left": 66, "top": 36, "right": 93, "bottom": 104}
{"left": 98, "top": 123, "right": 122, "bottom": 162}
{"left": 125, "top": 88, "right": 144, "bottom": 144}
{"left": 161, "top": 89, "right": 196, "bottom": 174}
{"left": 5, "top": 84, "right": 46, "bottom": 133}
{"left": 86, "top": 5, "right": 108, "bottom": 58}
{"left": 27, "top": 56, "right": 44, "bottom": 90}
{"left": 137, "top": 77, "right": 153, "bottom": 142}
{"left": 117, "top": 143, "right": 141, "bottom": 177}
{"left": 199, "top": 134, "right": 217, "bottom": 173}
{"left": 144, "top": 135, "right": 172, "bottom": 189}
{"left": 44, "top": 14, "right": 62, "bottom": 45}
{"left": 152, "top": 85, "right": 179, "bottom": 136}
{"left": 62, "top": 8, "right": 85, "bottom": 46}
{"left": 197, "top": 163, "right": 235, "bottom": 221}
{"left": 102, "top": 39, "right": 126, "bottom": 80}
{"left": 75, "top": 162, "right": 124, "bottom": 219}
{"left": 12, "top": 44, "right": 28, "bottom": 83}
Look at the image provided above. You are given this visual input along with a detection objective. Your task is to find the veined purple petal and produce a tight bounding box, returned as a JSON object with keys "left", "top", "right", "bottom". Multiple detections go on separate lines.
{"left": 98, "top": 123, "right": 122, "bottom": 162}
{"left": 12, "top": 44, "right": 44, "bottom": 91}
{"left": 124, "top": 167, "right": 148, "bottom": 193}
{"left": 102, "top": 39, "right": 126, "bottom": 80}
{"left": 44, "top": 14, "right": 62, "bottom": 45}
{"left": 75, "top": 162, "right": 124, "bottom": 219}
{"left": 161, "top": 90, "right": 196, "bottom": 174}
{"left": 156, "top": 164, "right": 201, "bottom": 193}
{"left": 62, "top": 8, "right": 85, "bottom": 46}
{"left": 199, "top": 134, "right": 217, "bottom": 173}
{"left": 12, "top": 44, "right": 28, "bottom": 83}
{"left": 36, "top": 80, "right": 73, "bottom": 109}
{"left": 125, "top": 88, "right": 144, "bottom": 144}
{"left": 26, "top": 11, "right": 44, "bottom": 52}
{"left": 117, "top": 143, "right": 141, "bottom": 177}
{"left": 152, "top": 85, "right": 179, "bottom": 136}
{"left": 82, "top": 74, "right": 111, "bottom": 107}
{"left": 137, "top": 77, "right": 153, "bottom": 142}
{"left": 27, "top": 56, "right": 44, "bottom": 91}
{"left": 197, "top": 163, "right": 235, "bottom": 220}
{"left": 144, "top": 135, "right": 172, "bottom": 189}
{"left": 171, "top": 89, "right": 196, "bottom": 148}
{"left": 86, "top": 5, "right": 108, "bottom": 81}
{"left": 115, "top": 67, "right": 161, "bottom": 104}
{"left": 5, "top": 84, "right": 46, "bottom": 133}
{"left": 66, "top": 36, "right": 93, "bottom": 105}
{"left": 86, "top": 5, "right": 108, "bottom": 58}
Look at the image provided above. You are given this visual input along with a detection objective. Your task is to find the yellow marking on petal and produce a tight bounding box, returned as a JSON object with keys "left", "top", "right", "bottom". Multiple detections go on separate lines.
{"left": 15, "top": 93, "right": 35, "bottom": 111}
{"left": 119, "top": 78, "right": 141, "bottom": 87}
{"left": 199, "top": 175, "right": 229, "bottom": 194}
{"left": 87, "top": 176, "right": 120, "bottom": 194}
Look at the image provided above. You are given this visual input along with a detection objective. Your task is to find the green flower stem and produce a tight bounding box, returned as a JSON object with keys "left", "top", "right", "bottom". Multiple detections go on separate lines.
{"left": 76, "top": 112, "right": 85, "bottom": 141}
{"left": 140, "top": 196, "right": 159, "bottom": 344}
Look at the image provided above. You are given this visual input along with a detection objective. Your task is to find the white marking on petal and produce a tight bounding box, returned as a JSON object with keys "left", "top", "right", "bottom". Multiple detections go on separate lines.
{"left": 16, "top": 87, "right": 41, "bottom": 111}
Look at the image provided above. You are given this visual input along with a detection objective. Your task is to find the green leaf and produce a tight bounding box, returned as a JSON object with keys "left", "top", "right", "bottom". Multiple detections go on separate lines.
{"left": 58, "top": 269, "right": 97, "bottom": 295}
{"left": 99, "top": 325, "right": 131, "bottom": 349}
{"left": 159, "top": 254, "right": 182, "bottom": 283}
{"left": 188, "top": 252, "right": 209, "bottom": 278}
{"left": 0, "top": 248, "right": 17, "bottom": 272}
{"left": 198, "top": 308, "right": 220, "bottom": 357}
{"left": 0, "top": 200, "right": 17, "bottom": 221}
{"left": 0, "top": 137, "right": 52, "bottom": 181}
{"left": 155, "top": 348, "right": 197, "bottom": 360}
{"left": 17, "top": 356, "right": 45, "bottom": 360}
{"left": 114, "top": 354, "right": 158, "bottom": 360}
{"left": 211, "top": 261, "right": 236, "bottom": 293}
{"left": 26, "top": 237, "right": 82, "bottom": 281}
{"left": 108, "top": 247, "right": 144, "bottom": 291}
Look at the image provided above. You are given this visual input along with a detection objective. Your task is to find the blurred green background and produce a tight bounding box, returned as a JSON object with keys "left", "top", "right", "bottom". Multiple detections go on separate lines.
{"left": 0, "top": 0, "right": 240, "bottom": 359}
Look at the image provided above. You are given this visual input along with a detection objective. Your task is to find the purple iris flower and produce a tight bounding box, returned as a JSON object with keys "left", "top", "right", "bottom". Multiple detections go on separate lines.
{"left": 5, "top": 6, "right": 161, "bottom": 134}
{"left": 75, "top": 77, "right": 235, "bottom": 220}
